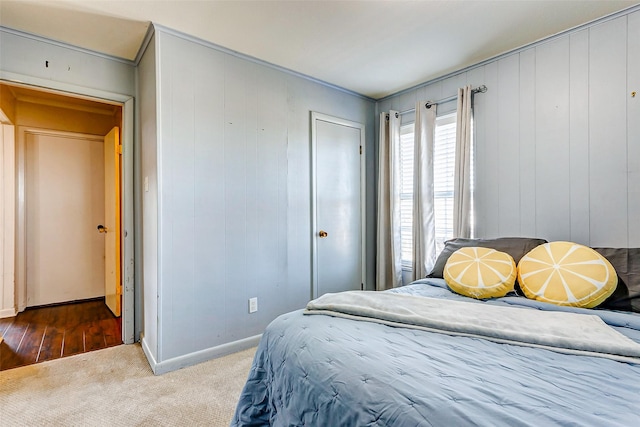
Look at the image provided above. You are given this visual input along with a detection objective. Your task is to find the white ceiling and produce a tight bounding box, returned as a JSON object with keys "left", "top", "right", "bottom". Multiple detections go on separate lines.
{"left": 1, "top": 0, "right": 638, "bottom": 99}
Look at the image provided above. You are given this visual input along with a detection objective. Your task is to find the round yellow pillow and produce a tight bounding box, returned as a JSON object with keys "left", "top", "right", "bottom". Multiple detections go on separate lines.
{"left": 517, "top": 241, "right": 617, "bottom": 308}
{"left": 444, "top": 247, "right": 517, "bottom": 299}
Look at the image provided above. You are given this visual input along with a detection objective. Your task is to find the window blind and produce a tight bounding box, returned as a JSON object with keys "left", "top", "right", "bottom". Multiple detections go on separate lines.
{"left": 399, "top": 113, "right": 458, "bottom": 268}
{"left": 433, "top": 113, "right": 457, "bottom": 255}
{"left": 399, "top": 124, "right": 414, "bottom": 268}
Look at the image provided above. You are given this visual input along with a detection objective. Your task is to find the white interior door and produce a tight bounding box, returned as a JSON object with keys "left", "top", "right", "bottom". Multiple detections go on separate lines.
{"left": 25, "top": 131, "right": 105, "bottom": 306}
{"left": 312, "top": 113, "right": 365, "bottom": 298}
{"left": 104, "top": 126, "right": 121, "bottom": 317}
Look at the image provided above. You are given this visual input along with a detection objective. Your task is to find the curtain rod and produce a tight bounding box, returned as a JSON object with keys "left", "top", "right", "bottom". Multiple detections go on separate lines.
{"left": 398, "top": 85, "right": 487, "bottom": 115}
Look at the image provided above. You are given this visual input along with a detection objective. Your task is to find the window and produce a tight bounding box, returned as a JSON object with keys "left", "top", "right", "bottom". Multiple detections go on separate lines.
{"left": 399, "top": 113, "right": 466, "bottom": 269}
{"left": 399, "top": 124, "right": 414, "bottom": 269}
{"left": 433, "top": 113, "right": 457, "bottom": 255}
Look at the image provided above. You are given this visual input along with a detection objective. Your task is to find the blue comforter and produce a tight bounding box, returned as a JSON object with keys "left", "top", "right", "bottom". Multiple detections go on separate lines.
{"left": 232, "top": 279, "right": 640, "bottom": 426}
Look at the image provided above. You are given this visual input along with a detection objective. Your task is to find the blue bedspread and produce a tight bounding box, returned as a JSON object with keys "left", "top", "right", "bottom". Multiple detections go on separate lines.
{"left": 232, "top": 279, "right": 640, "bottom": 426}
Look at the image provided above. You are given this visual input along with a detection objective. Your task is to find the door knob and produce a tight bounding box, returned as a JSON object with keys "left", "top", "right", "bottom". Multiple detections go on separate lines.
{"left": 319, "top": 230, "right": 328, "bottom": 238}
{"left": 97, "top": 224, "right": 108, "bottom": 233}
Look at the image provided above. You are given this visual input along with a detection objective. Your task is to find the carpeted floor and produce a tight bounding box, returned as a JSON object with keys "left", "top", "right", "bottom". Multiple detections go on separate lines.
{"left": 0, "top": 343, "right": 256, "bottom": 426}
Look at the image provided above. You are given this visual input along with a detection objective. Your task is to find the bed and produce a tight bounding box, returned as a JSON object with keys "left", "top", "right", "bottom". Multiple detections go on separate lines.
{"left": 232, "top": 243, "right": 640, "bottom": 426}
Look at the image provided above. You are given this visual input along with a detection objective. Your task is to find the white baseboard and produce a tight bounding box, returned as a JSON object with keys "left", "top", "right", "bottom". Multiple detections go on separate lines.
{"left": 0, "top": 307, "right": 16, "bottom": 318}
{"left": 140, "top": 333, "right": 159, "bottom": 373}
{"left": 141, "top": 334, "right": 261, "bottom": 376}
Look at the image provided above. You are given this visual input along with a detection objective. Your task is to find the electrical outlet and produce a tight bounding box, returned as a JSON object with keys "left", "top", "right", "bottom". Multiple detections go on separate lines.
{"left": 249, "top": 297, "right": 258, "bottom": 313}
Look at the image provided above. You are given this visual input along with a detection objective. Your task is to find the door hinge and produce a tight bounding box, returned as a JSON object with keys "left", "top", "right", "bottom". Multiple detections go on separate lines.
{"left": 359, "top": 145, "right": 362, "bottom": 155}
{"left": 118, "top": 145, "right": 123, "bottom": 155}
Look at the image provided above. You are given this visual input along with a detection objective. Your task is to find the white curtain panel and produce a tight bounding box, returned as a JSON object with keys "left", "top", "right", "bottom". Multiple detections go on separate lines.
{"left": 453, "top": 85, "right": 473, "bottom": 238}
{"left": 376, "top": 111, "right": 403, "bottom": 290}
{"left": 411, "top": 102, "right": 437, "bottom": 280}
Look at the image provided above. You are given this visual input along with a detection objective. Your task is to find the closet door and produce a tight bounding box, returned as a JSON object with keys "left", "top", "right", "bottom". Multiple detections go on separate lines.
{"left": 312, "top": 113, "right": 365, "bottom": 298}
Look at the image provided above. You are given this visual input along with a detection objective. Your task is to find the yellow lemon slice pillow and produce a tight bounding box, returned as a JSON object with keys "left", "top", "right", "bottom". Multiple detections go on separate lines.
{"left": 517, "top": 241, "right": 617, "bottom": 308}
{"left": 444, "top": 247, "right": 517, "bottom": 299}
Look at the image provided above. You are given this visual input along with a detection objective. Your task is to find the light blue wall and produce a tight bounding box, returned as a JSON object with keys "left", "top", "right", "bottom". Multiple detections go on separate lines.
{"left": 1, "top": 23, "right": 376, "bottom": 374}
{"left": 377, "top": 9, "right": 640, "bottom": 250}
{"left": 144, "top": 27, "right": 375, "bottom": 371}
{"left": 0, "top": 27, "right": 135, "bottom": 98}
{"left": 137, "top": 33, "right": 159, "bottom": 364}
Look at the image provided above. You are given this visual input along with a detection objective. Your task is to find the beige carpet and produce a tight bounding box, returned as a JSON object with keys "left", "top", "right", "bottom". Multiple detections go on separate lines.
{"left": 0, "top": 344, "right": 256, "bottom": 426}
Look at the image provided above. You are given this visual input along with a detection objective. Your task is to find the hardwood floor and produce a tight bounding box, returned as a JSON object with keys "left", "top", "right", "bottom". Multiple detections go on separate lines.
{"left": 0, "top": 299, "right": 121, "bottom": 371}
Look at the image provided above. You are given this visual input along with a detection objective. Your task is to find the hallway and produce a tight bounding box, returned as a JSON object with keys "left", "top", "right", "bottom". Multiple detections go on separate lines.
{"left": 0, "top": 299, "right": 121, "bottom": 371}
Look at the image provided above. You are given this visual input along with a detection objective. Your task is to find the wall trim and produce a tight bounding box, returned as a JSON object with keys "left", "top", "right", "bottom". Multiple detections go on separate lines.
{"left": 0, "top": 26, "right": 137, "bottom": 66}
{"left": 142, "top": 334, "right": 261, "bottom": 376}
{"left": 0, "top": 109, "right": 10, "bottom": 124}
{"left": 3, "top": 4, "right": 638, "bottom": 103}
{"left": 1, "top": 124, "right": 15, "bottom": 319}
{"left": 0, "top": 307, "right": 16, "bottom": 319}
{"left": 140, "top": 333, "right": 158, "bottom": 372}
{"left": 378, "top": 3, "right": 640, "bottom": 102}
{"left": 0, "top": 72, "right": 132, "bottom": 104}
{"left": 133, "top": 23, "right": 156, "bottom": 66}
{"left": 152, "top": 24, "right": 375, "bottom": 103}
{"left": 0, "top": 23, "right": 375, "bottom": 101}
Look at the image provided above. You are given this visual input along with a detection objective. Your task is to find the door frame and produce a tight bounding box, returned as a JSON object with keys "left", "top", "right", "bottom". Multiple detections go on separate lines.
{"left": 1, "top": 75, "right": 135, "bottom": 344}
{"left": 310, "top": 112, "right": 366, "bottom": 299}
{"left": 0, "top": 122, "right": 15, "bottom": 318}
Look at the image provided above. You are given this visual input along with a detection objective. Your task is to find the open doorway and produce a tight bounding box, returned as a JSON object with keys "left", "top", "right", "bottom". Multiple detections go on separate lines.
{"left": 0, "top": 82, "right": 126, "bottom": 370}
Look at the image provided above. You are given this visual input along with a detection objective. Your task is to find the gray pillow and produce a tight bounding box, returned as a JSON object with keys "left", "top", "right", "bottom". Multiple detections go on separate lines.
{"left": 593, "top": 247, "right": 640, "bottom": 313}
{"left": 427, "top": 237, "right": 548, "bottom": 279}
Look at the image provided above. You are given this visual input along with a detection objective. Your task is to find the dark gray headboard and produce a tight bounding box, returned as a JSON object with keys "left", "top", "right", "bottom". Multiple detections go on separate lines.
{"left": 594, "top": 248, "right": 640, "bottom": 313}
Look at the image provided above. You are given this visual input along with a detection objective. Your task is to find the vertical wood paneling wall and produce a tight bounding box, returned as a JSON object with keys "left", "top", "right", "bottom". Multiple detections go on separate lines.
{"left": 0, "top": 29, "right": 135, "bottom": 97}
{"left": 143, "top": 28, "right": 375, "bottom": 367}
{"left": 629, "top": 11, "right": 640, "bottom": 247}
{"left": 378, "top": 10, "right": 640, "bottom": 249}
{"left": 138, "top": 34, "right": 159, "bottom": 363}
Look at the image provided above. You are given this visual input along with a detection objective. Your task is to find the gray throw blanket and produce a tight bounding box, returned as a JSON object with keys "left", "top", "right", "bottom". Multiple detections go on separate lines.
{"left": 305, "top": 291, "right": 640, "bottom": 363}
